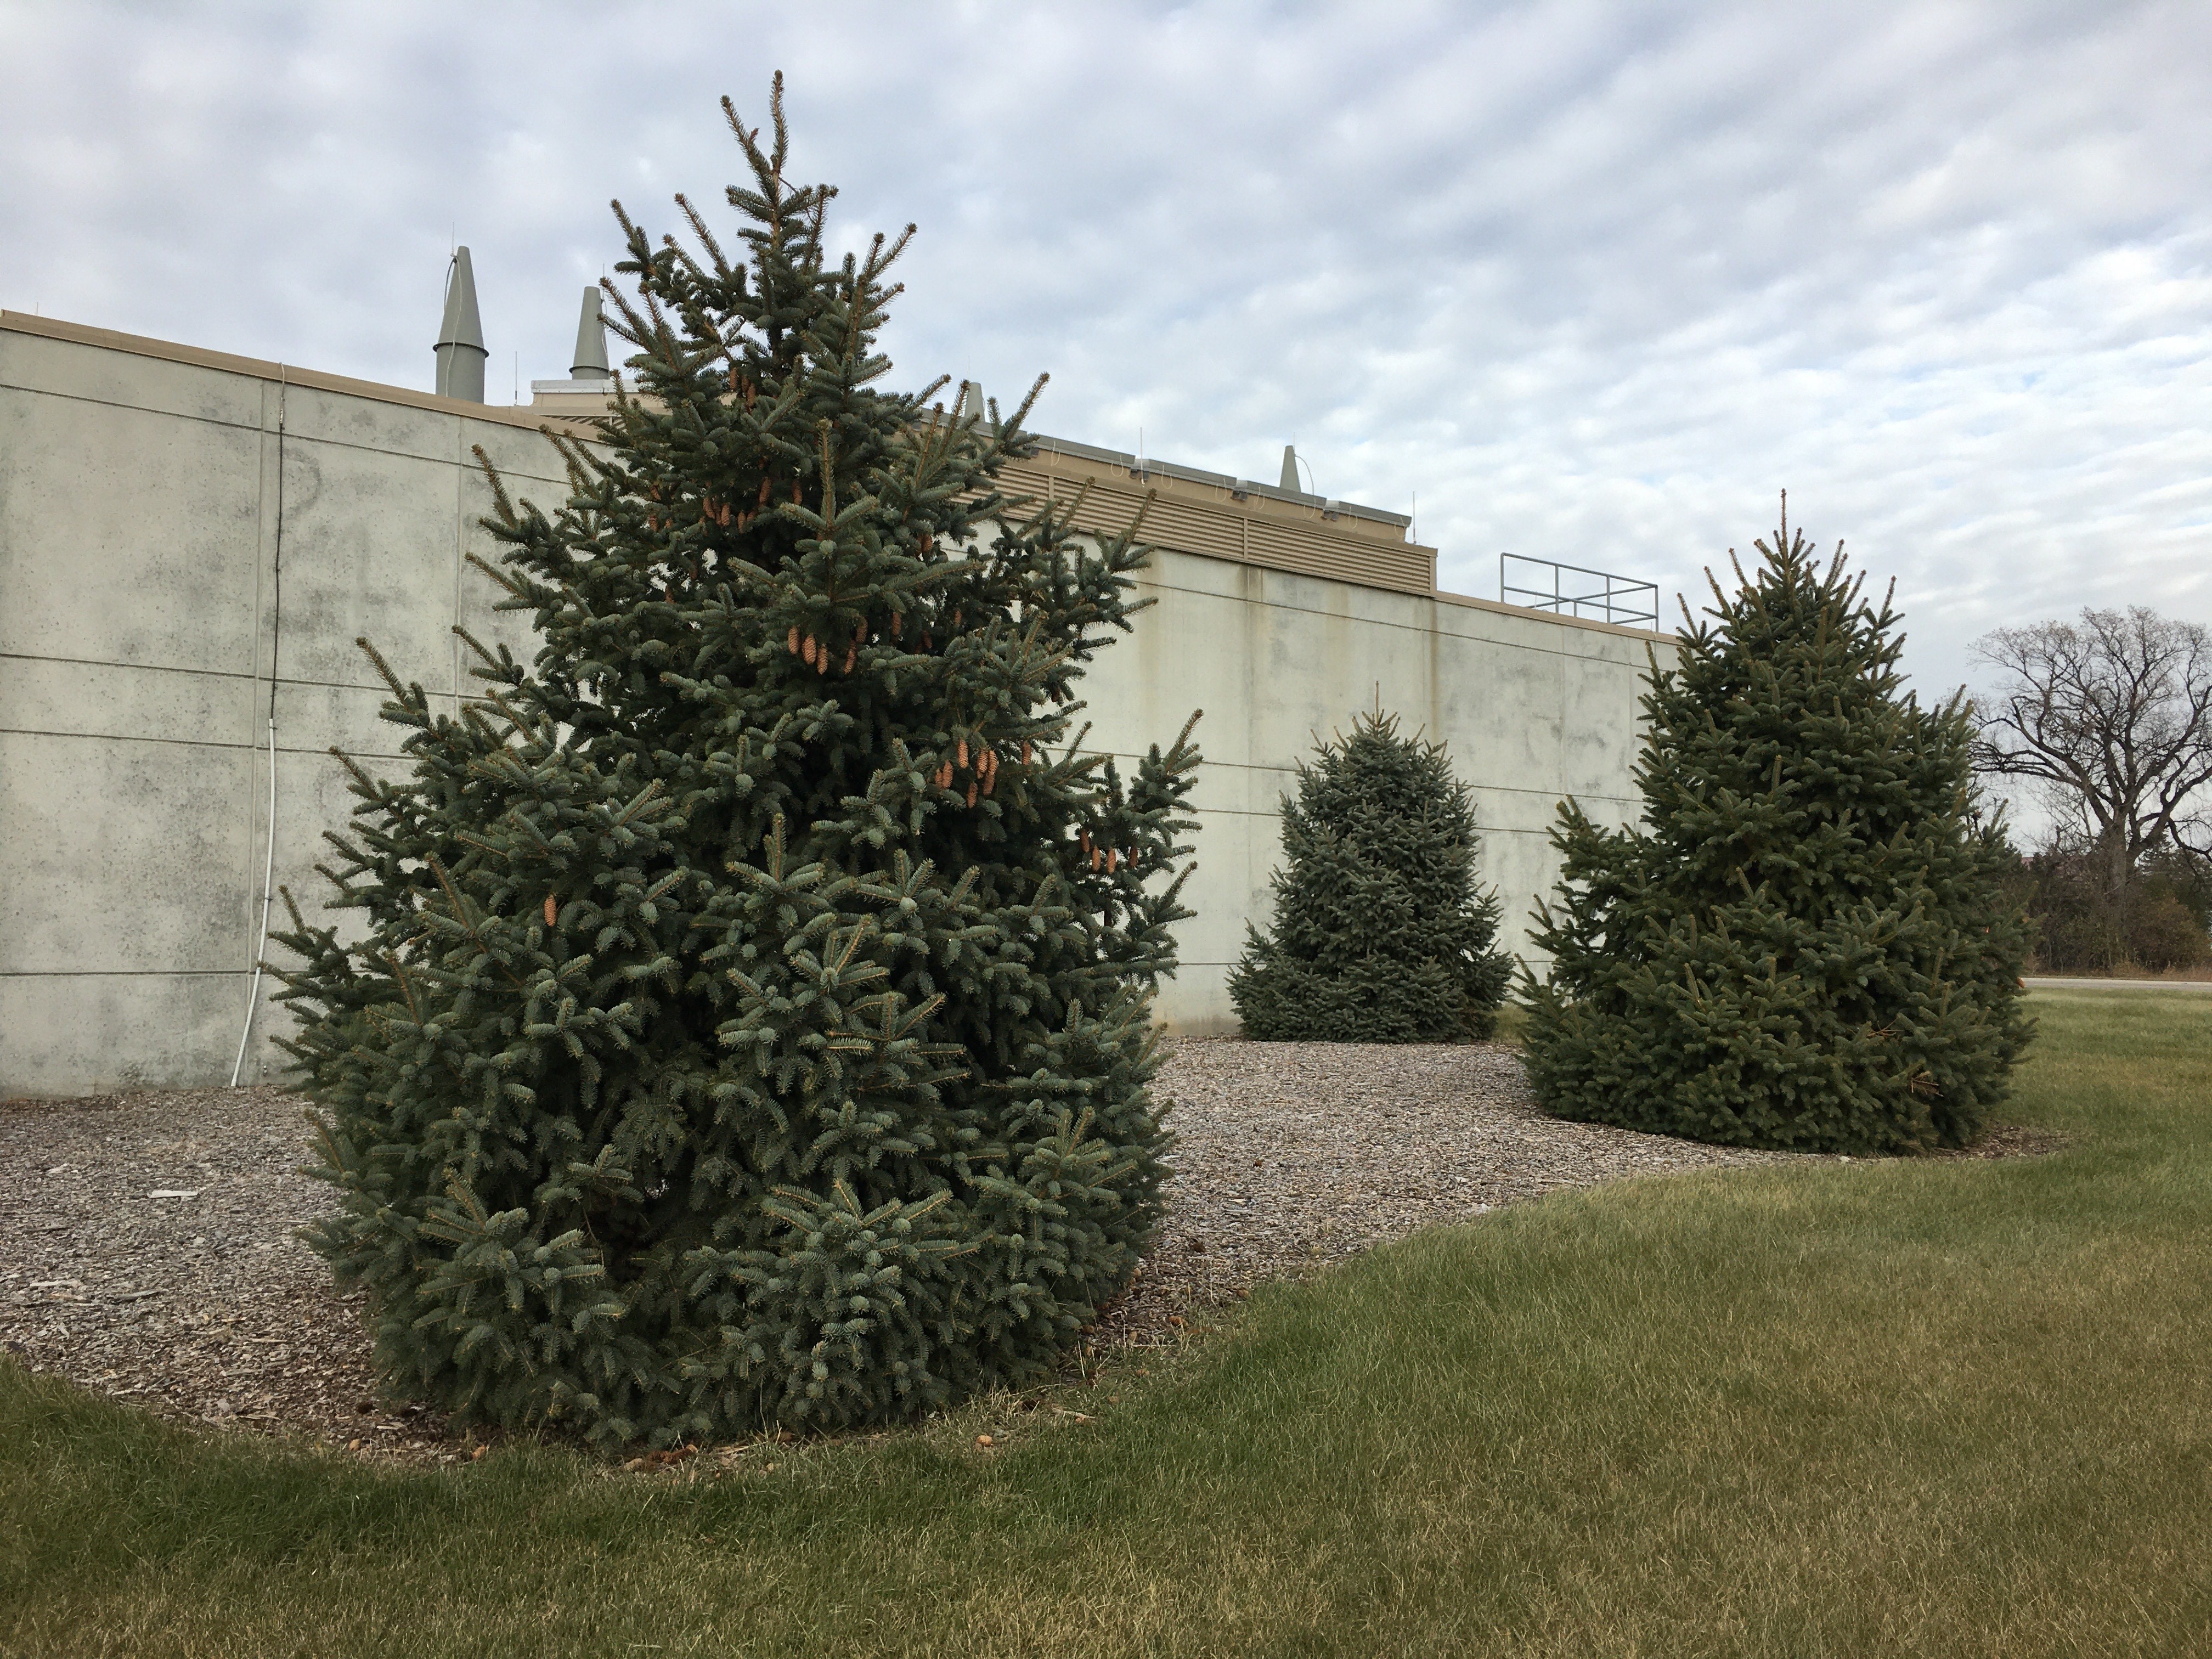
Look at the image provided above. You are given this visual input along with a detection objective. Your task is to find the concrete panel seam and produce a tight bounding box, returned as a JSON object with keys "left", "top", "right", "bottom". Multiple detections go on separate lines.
{"left": 1074, "top": 747, "right": 1637, "bottom": 804}
{"left": 0, "top": 377, "right": 572, "bottom": 486}
{"left": 0, "top": 655, "right": 509, "bottom": 699}
{"left": 0, "top": 727, "right": 425, "bottom": 766}
{"left": 1176, "top": 821, "right": 1583, "bottom": 838}
{"left": 1, "top": 727, "right": 261, "bottom": 753}
{"left": 0, "top": 651, "right": 260, "bottom": 682}
{"left": 0, "top": 969, "right": 249, "bottom": 978}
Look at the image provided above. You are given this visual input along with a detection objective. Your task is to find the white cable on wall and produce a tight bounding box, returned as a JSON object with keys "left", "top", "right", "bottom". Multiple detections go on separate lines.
{"left": 230, "top": 714, "right": 279, "bottom": 1086}
{"left": 231, "top": 375, "right": 286, "bottom": 1087}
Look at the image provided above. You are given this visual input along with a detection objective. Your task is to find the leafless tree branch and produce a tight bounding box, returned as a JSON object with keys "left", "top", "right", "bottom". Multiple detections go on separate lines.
{"left": 1971, "top": 607, "right": 2212, "bottom": 880}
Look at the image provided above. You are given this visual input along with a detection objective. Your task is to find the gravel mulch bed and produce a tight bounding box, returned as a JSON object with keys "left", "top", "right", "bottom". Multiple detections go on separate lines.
{"left": 0, "top": 1085, "right": 447, "bottom": 1458}
{"left": 1095, "top": 1038, "right": 1788, "bottom": 1344}
{"left": 5, "top": 1040, "right": 2001, "bottom": 1460}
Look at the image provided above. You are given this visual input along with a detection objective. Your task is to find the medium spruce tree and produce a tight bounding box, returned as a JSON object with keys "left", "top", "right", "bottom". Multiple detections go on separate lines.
{"left": 269, "top": 80, "right": 1201, "bottom": 1448}
{"left": 1229, "top": 710, "right": 1511, "bottom": 1041}
{"left": 1522, "top": 506, "right": 2031, "bottom": 1153}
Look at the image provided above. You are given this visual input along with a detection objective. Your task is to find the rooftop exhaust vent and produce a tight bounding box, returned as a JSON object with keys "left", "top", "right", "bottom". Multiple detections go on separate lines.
{"left": 433, "top": 246, "right": 487, "bottom": 403}
{"left": 571, "top": 286, "right": 610, "bottom": 381}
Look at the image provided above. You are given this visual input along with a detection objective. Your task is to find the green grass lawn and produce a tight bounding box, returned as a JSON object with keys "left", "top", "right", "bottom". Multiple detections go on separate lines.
{"left": 5, "top": 990, "right": 2209, "bottom": 1657}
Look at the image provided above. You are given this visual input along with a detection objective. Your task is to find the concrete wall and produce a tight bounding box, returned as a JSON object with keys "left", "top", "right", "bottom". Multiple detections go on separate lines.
{"left": 2, "top": 318, "right": 548, "bottom": 1096}
{"left": 1079, "top": 552, "right": 1663, "bottom": 1030}
{"left": 1, "top": 313, "right": 1671, "bottom": 1094}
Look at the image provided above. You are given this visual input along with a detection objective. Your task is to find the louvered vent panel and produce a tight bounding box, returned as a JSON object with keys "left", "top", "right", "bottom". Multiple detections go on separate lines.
{"left": 993, "top": 464, "right": 1056, "bottom": 506}
{"left": 1031, "top": 478, "right": 1234, "bottom": 561}
{"left": 968, "top": 462, "right": 1436, "bottom": 596}
{"left": 1126, "top": 496, "right": 1244, "bottom": 561}
{"left": 1051, "top": 479, "right": 1153, "bottom": 544}
{"left": 1245, "top": 521, "right": 1434, "bottom": 595}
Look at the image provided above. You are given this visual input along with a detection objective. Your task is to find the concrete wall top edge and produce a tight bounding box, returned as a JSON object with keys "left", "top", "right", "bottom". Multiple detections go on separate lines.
{"left": 1, "top": 311, "right": 590, "bottom": 436}
{"left": 1430, "top": 584, "right": 1673, "bottom": 647}
{"left": 3, "top": 312, "right": 1675, "bottom": 652}
{"left": 1137, "top": 546, "right": 1675, "bottom": 651}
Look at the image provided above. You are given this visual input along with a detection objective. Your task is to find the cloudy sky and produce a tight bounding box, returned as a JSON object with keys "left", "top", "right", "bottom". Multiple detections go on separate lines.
{"left": 5, "top": 0, "right": 2207, "bottom": 700}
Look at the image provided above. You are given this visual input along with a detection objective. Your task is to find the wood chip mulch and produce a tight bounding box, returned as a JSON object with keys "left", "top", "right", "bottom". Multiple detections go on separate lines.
{"left": 0, "top": 1085, "right": 447, "bottom": 1458}
{"left": 0, "top": 1041, "right": 2050, "bottom": 1462}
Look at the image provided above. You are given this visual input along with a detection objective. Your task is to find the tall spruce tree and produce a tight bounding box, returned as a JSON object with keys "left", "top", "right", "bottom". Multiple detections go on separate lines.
{"left": 1229, "top": 710, "right": 1511, "bottom": 1041}
{"left": 269, "top": 81, "right": 1200, "bottom": 1448}
{"left": 1522, "top": 506, "right": 2031, "bottom": 1153}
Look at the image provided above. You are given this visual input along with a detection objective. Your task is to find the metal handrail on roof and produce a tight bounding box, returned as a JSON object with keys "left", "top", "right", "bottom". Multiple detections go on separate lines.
{"left": 1500, "top": 553, "right": 1660, "bottom": 628}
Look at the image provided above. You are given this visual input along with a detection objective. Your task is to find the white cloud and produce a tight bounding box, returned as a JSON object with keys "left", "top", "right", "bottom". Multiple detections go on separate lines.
{"left": 3, "top": 0, "right": 2207, "bottom": 710}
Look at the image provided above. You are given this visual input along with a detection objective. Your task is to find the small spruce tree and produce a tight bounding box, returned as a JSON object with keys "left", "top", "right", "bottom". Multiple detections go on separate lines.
{"left": 269, "top": 81, "right": 1200, "bottom": 1447}
{"left": 1522, "top": 505, "right": 2032, "bottom": 1153}
{"left": 1229, "top": 710, "right": 1511, "bottom": 1041}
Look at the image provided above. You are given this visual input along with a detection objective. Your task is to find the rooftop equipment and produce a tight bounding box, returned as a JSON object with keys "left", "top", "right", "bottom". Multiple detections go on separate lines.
{"left": 571, "top": 286, "right": 610, "bottom": 380}
{"left": 433, "top": 246, "right": 487, "bottom": 403}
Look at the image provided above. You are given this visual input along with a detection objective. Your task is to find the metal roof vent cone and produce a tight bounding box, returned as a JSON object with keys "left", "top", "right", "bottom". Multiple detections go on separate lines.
{"left": 433, "top": 246, "right": 488, "bottom": 403}
{"left": 570, "top": 286, "right": 610, "bottom": 380}
{"left": 1279, "top": 444, "right": 1300, "bottom": 492}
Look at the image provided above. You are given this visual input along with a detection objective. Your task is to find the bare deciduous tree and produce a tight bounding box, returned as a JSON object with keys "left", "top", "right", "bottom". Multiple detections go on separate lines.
{"left": 1972, "top": 607, "right": 2212, "bottom": 884}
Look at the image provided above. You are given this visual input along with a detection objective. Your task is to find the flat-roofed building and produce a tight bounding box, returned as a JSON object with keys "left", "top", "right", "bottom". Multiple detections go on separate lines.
{"left": 0, "top": 309, "right": 1669, "bottom": 1096}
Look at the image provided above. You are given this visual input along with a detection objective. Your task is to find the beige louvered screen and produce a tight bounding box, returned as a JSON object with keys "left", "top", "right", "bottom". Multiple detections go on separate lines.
{"left": 989, "top": 458, "right": 1435, "bottom": 596}
{"left": 1243, "top": 518, "right": 1434, "bottom": 594}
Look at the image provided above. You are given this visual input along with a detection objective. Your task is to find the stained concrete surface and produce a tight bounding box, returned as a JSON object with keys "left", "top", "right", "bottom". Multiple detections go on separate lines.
{"left": 2, "top": 317, "right": 1671, "bottom": 1093}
